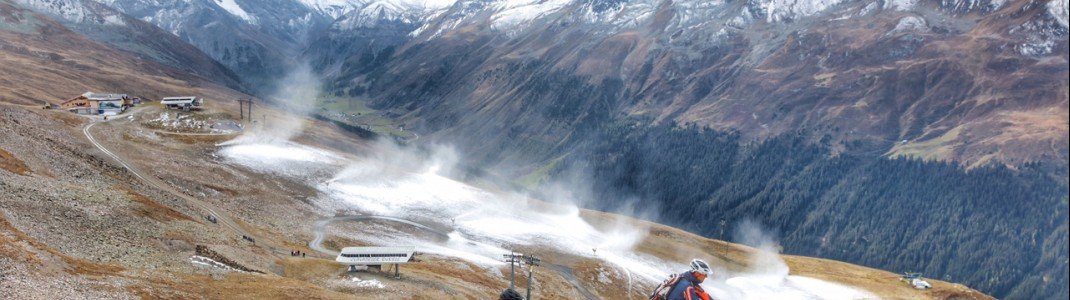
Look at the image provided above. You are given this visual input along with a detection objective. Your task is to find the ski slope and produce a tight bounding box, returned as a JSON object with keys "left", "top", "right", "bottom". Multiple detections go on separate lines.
{"left": 219, "top": 139, "right": 876, "bottom": 299}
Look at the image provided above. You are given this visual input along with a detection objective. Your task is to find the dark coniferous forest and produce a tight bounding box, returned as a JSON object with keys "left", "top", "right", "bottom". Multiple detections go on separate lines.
{"left": 556, "top": 122, "right": 1068, "bottom": 299}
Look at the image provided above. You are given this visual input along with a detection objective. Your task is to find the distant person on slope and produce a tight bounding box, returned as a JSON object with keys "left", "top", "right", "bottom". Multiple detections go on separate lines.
{"left": 649, "top": 259, "right": 713, "bottom": 300}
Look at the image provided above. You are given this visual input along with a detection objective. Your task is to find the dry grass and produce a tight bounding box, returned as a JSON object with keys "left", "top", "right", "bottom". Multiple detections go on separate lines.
{"left": 119, "top": 185, "right": 197, "bottom": 222}
{"left": 280, "top": 257, "right": 344, "bottom": 282}
{"left": 0, "top": 214, "right": 125, "bottom": 277}
{"left": 163, "top": 230, "right": 199, "bottom": 245}
{"left": 573, "top": 207, "right": 993, "bottom": 300}
{"left": 0, "top": 10, "right": 250, "bottom": 112}
{"left": 161, "top": 132, "right": 242, "bottom": 144}
{"left": 887, "top": 126, "right": 962, "bottom": 161}
{"left": 784, "top": 255, "right": 991, "bottom": 300}
{"left": 0, "top": 147, "right": 31, "bottom": 175}
{"left": 135, "top": 272, "right": 355, "bottom": 300}
{"left": 0, "top": 219, "right": 40, "bottom": 264}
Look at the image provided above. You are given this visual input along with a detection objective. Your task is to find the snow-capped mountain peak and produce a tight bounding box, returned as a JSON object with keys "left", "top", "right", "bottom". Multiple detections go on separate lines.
{"left": 748, "top": 0, "right": 847, "bottom": 22}
{"left": 297, "top": 0, "right": 455, "bottom": 20}
{"left": 213, "top": 0, "right": 255, "bottom": 22}
{"left": 297, "top": 0, "right": 362, "bottom": 18}
{"left": 1051, "top": 0, "right": 1069, "bottom": 28}
{"left": 14, "top": 0, "right": 126, "bottom": 26}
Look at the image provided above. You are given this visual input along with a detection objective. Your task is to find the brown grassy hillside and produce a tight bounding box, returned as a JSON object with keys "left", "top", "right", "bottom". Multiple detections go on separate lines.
{"left": 0, "top": 0, "right": 246, "bottom": 106}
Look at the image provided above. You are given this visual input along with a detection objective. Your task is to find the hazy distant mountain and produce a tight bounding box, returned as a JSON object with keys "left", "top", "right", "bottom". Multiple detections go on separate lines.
{"left": 12, "top": 0, "right": 244, "bottom": 90}
{"left": 0, "top": 0, "right": 247, "bottom": 103}
{"left": 85, "top": 0, "right": 453, "bottom": 93}
{"left": 87, "top": 0, "right": 332, "bottom": 93}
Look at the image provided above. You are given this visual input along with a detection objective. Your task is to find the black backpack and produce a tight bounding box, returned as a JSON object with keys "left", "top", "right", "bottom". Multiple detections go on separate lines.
{"left": 499, "top": 288, "right": 524, "bottom": 300}
{"left": 649, "top": 273, "right": 684, "bottom": 300}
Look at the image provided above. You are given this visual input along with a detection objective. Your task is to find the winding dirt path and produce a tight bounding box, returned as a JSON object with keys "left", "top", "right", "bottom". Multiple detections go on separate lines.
{"left": 83, "top": 119, "right": 282, "bottom": 254}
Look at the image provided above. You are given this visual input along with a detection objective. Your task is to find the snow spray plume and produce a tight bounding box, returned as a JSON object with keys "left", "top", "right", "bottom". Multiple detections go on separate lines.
{"left": 324, "top": 138, "right": 657, "bottom": 274}
{"left": 701, "top": 221, "right": 877, "bottom": 299}
{"left": 330, "top": 140, "right": 459, "bottom": 183}
{"left": 228, "top": 63, "right": 322, "bottom": 144}
{"left": 534, "top": 174, "right": 648, "bottom": 252}
{"left": 733, "top": 219, "right": 788, "bottom": 277}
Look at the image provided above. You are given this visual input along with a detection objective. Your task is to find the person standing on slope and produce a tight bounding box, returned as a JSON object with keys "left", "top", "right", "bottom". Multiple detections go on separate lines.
{"left": 650, "top": 259, "right": 713, "bottom": 300}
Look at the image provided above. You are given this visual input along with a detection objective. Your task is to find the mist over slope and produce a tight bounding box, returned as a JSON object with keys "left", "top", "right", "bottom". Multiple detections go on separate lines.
{"left": 299, "top": 0, "right": 1068, "bottom": 298}
{"left": 215, "top": 135, "right": 885, "bottom": 300}
{"left": 562, "top": 122, "right": 1068, "bottom": 299}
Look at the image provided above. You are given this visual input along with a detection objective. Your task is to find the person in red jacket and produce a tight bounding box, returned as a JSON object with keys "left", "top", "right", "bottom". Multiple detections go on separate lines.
{"left": 667, "top": 259, "right": 713, "bottom": 300}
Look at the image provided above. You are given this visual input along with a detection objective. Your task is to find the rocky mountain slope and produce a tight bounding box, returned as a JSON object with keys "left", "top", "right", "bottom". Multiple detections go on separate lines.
{"left": 30, "top": 0, "right": 1064, "bottom": 164}
{"left": 11, "top": 0, "right": 244, "bottom": 90}
{"left": 315, "top": 0, "right": 1068, "bottom": 167}
{"left": 20, "top": 0, "right": 1064, "bottom": 163}
{"left": 92, "top": 0, "right": 338, "bottom": 92}
{"left": 1, "top": 0, "right": 246, "bottom": 104}
{"left": 12, "top": 0, "right": 338, "bottom": 93}
{"left": 80, "top": 0, "right": 461, "bottom": 92}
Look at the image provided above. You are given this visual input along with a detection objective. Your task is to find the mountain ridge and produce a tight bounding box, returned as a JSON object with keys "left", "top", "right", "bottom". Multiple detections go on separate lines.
{"left": 12, "top": 0, "right": 246, "bottom": 90}
{"left": 319, "top": 0, "right": 1068, "bottom": 167}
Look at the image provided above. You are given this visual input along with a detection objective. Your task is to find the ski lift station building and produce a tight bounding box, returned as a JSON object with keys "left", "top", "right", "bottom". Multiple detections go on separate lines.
{"left": 336, "top": 246, "right": 416, "bottom": 277}
{"left": 161, "top": 96, "right": 203, "bottom": 110}
{"left": 61, "top": 92, "right": 129, "bottom": 115}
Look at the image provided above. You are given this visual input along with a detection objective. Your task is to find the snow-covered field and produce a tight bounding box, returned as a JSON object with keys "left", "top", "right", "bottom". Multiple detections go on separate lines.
{"left": 218, "top": 139, "right": 876, "bottom": 299}
{"left": 190, "top": 255, "right": 247, "bottom": 273}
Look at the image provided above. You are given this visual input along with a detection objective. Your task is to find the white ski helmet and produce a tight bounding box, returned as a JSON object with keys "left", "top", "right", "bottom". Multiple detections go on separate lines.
{"left": 689, "top": 259, "right": 712, "bottom": 275}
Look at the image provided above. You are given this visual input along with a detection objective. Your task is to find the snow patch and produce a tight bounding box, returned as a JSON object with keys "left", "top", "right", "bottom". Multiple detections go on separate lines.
{"left": 590, "top": 0, "right": 659, "bottom": 28}
{"left": 219, "top": 141, "right": 879, "bottom": 297}
{"left": 348, "top": 276, "right": 386, "bottom": 288}
{"left": 331, "top": 0, "right": 455, "bottom": 30}
{"left": 219, "top": 143, "right": 340, "bottom": 164}
{"left": 190, "top": 255, "right": 245, "bottom": 272}
{"left": 14, "top": 0, "right": 84, "bottom": 20}
{"left": 883, "top": 0, "right": 917, "bottom": 11}
{"left": 1050, "top": 0, "right": 1069, "bottom": 28}
{"left": 858, "top": 1, "right": 878, "bottom": 15}
{"left": 941, "top": 0, "right": 1007, "bottom": 12}
{"left": 213, "top": 0, "right": 255, "bottom": 22}
{"left": 299, "top": 0, "right": 362, "bottom": 18}
{"left": 987, "top": 0, "right": 1008, "bottom": 10}
{"left": 489, "top": 0, "right": 571, "bottom": 32}
{"left": 751, "top": 0, "right": 846, "bottom": 22}
{"left": 1009, "top": 1, "right": 1068, "bottom": 56}
{"left": 102, "top": 14, "right": 124, "bottom": 25}
{"left": 1018, "top": 37, "right": 1057, "bottom": 56}
{"left": 890, "top": 15, "right": 928, "bottom": 34}
{"left": 706, "top": 275, "right": 876, "bottom": 300}
{"left": 217, "top": 142, "right": 343, "bottom": 177}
